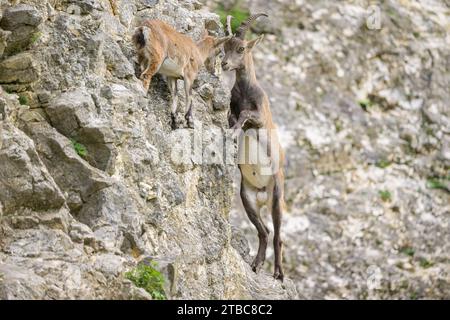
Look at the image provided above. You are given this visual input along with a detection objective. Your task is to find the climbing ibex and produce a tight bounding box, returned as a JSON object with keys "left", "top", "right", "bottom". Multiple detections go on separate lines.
{"left": 223, "top": 14, "right": 285, "bottom": 281}
{"left": 132, "top": 20, "right": 231, "bottom": 129}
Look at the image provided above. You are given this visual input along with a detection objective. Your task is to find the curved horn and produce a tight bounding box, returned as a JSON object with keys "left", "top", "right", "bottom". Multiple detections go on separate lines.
{"left": 226, "top": 15, "right": 233, "bottom": 36}
{"left": 235, "top": 13, "right": 268, "bottom": 39}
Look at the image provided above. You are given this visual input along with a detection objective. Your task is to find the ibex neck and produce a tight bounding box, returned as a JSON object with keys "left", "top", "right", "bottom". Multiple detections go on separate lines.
{"left": 236, "top": 54, "right": 258, "bottom": 85}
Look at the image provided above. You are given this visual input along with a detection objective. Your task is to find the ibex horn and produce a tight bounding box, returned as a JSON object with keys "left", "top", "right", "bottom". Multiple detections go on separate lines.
{"left": 235, "top": 13, "right": 268, "bottom": 39}
{"left": 226, "top": 15, "right": 233, "bottom": 36}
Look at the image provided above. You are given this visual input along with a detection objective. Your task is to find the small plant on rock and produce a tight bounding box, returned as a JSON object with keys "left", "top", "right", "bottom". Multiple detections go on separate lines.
{"left": 379, "top": 190, "right": 392, "bottom": 202}
{"left": 426, "top": 177, "right": 449, "bottom": 192}
{"left": 418, "top": 258, "right": 433, "bottom": 269}
{"left": 18, "top": 95, "right": 28, "bottom": 106}
{"left": 358, "top": 98, "right": 372, "bottom": 112}
{"left": 399, "top": 246, "right": 415, "bottom": 257}
{"left": 70, "top": 139, "right": 88, "bottom": 158}
{"left": 375, "top": 159, "right": 391, "bottom": 169}
{"left": 125, "top": 262, "right": 167, "bottom": 300}
{"left": 30, "top": 31, "right": 42, "bottom": 44}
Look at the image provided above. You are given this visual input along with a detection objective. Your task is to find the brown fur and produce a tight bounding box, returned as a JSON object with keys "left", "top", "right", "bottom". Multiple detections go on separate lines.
{"left": 132, "top": 20, "right": 230, "bottom": 128}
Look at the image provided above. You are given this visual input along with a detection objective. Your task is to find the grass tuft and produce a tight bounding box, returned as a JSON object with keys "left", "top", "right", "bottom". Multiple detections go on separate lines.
{"left": 426, "top": 177, "right": 449, "bottom": 191}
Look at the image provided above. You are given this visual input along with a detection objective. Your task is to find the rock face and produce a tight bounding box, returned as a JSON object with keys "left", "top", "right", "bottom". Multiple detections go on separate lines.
{"left": 206, "top": 0, "right": 449, "bottom": 299}
{"left": 0, "top": 0, "right": 297, "bottom": 299}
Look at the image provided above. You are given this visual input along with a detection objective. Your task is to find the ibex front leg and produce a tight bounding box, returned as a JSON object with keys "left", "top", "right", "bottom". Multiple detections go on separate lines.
{"left": 232, "top": 110, "right": 264, "bottom": 132}
{"left": 140, "top": 50, "right": 164, "bottom": 93}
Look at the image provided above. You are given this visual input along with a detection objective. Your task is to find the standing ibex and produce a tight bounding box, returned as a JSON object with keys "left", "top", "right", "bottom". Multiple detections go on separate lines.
{"left": 132, "top": 20, "right": 231, "bottom": 129}
{"left": 223, "top": 14, "right": 285, "bottom": 281}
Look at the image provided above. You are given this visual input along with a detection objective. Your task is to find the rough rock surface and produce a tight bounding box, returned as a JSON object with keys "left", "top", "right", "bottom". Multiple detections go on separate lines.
{"left": 0, "top": 0, "right": 297, "bottom": 299}
{"left": 206, "top": 0, "right": 449, "bottom": 299}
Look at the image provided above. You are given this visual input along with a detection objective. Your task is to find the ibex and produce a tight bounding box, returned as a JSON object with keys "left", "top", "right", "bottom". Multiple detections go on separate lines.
{"left": 132, "top": 20, "right": 231, "bottom": 129}
{"left": 223, "top": 14, "right": 285, "bottom": 281}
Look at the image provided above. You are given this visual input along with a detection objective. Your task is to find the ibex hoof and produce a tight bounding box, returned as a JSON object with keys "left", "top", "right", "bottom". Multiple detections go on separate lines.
{"left": 186, "top": 118, "right": 194, "bottom": 129}
{"left": 251, "top": 258, "right": 265, "bottom": 273}
{"left": 171, "top": 115, "right": 178, "bottom": 130}
{"left": 273, "top": 269, "right": 284, "bottom": 282}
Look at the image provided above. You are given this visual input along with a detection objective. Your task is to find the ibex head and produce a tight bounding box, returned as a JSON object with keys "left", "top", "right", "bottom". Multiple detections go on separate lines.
{"left": 221, "top": 13, "right": 268, "bottom": 71}
{"left": 197, "top": 29, "right": 232, "bottom": 72}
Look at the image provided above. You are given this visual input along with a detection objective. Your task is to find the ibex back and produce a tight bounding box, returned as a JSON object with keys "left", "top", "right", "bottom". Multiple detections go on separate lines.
{"left": 133, "top": 20, "right": 230, "bottom": 129}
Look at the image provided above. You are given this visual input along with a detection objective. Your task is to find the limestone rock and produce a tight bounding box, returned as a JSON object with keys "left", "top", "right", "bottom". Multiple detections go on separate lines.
{"left": 0, "top": 4, "right": 43, "bottom": 29}
{"left": 0, "top": 28, "right": 11, "bottom": 57}
{"left": 0, "top": 4, "right": 43, "bottom": 56}
{"left": 0, "top": 263, "right": 47, "bottom": 300}
{"left": 0, "top": 123, "right": 65, "bottom": 215}
{"left": 0, "top": 52, "right": 40, "bottom": 84}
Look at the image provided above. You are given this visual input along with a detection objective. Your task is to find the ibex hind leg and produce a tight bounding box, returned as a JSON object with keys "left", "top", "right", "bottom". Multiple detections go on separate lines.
{"left": 240, "top": 178, "right": 269, "bottom": 273}
{"left": 168, "top": 78, "right": 179, "bottom": 129}
{"left": 183, "top": 74, "right": 195, "bottom": 129}
{"left": 271, "top": 175, "right": 284, "bottom": 281}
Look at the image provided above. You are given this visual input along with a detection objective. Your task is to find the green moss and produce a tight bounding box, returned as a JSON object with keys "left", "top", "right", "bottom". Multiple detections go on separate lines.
{"left": 379, "top": 190, "right": 392, "bottom": 202}
{"left": 375, "top": 159, "right": 391, "bottom": 169}
{"left": 426, "top": 178, "right": 448, "bottom": 191}
{"left": 125, "top": 262, "right": 167, "bottom": 300}
{"left": 400, "top": 246, "right": 415, "bottom": 257}
{"left": 418, "top": 258, "right": 433, "bottom": 269}
{"left": 4, "top": 87, "right": 15, "bottom": 94}
{"left": 358, "top": 98, "right": 372, "bottom": 111}
{"left": 216, "top": 3, "right": 250, "bottom": 34}
{"left": 409, "top": 291, "right": 419, "bottom": 300}
{"left": 334, "top": 119, "right": 343, "bottom": 133}
{"left": 18, "top": 95, "right": 28, "bottom": 106}
{"left": 30, "top": 31, "right": 42, "bottom": 44}
{"left": 70, "top": 139, "right": 88, "bottom": 158}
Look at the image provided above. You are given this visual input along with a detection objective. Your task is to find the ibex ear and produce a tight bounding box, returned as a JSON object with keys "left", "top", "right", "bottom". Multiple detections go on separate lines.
{"left": 214, "top": 35, "right": 232, "bottom": 48}
{"left": 246, "top": 34, "right": 264, "bottom": 50}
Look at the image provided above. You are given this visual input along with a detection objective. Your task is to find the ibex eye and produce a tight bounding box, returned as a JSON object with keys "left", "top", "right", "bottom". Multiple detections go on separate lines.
{"left": 238, "top": 47, "right": 245, "bottom": 53}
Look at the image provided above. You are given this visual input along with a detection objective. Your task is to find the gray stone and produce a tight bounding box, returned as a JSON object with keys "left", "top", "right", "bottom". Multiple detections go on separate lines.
{"left": 0, "top": 263, "right": 47, "bottom": 300}
{"left": 22, "top": 121, "right": 112, "bottom": 214}
{"left": 0, "top": 52, "right": 40, "bottom": 84}
{"left": 0, "top": 4, "right": 43, "bottom": 29}
{"left": 0, "top": 123, "right": 65, "bottom": 215}
{"left": 103, "top": 37, "right": 135, "bottom": 79}
{"left": 0, "top": 28, "right": 11, "bottom": 57}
